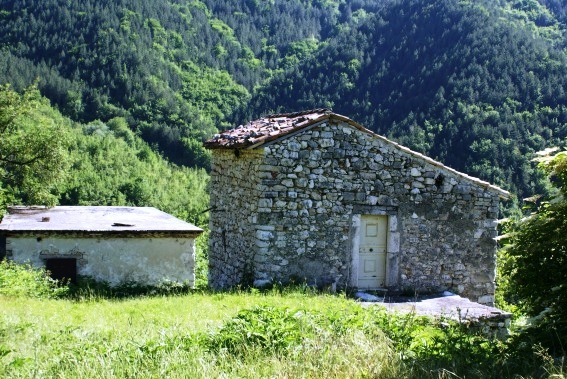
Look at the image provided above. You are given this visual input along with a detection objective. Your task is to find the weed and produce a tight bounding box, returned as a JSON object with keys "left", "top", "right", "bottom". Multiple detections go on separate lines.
{"left": 0, "top": 260, "right": 68, "bottom": 298}
{"left": 68, "top": 276, "right": 194, "bottom": 300}
{"left": 205, "top": 305, "right": 305, "bottom": 355}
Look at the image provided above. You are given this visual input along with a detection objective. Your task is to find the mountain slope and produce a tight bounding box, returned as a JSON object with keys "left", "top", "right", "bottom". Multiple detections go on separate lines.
{"left": 236, "top": 0, "right": 567, "bottom": 198}
{"left": 0, "top": 0, "right": 255, "bottom": 166}
{"left": 0, "top": 84, "right": 209, "bottom": 226}
{"left": 0, "top": 0, "right": 566, "bottom": 200}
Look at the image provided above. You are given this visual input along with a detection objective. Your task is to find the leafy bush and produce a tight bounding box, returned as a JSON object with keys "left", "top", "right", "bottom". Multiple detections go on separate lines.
{"left": 363, "top": 307, "right": 517, "bottom": 378}
{"left": 0, "top": 260, "right": 68, "bottom": 298}
{"left": 204, "top": 306, "right": 305, "bottom": 355}
{"left": 500, "top": 149, "right": 567, "bottom": 357}
{"left": 201, "top": 303, "right": 521, "bottom": 378}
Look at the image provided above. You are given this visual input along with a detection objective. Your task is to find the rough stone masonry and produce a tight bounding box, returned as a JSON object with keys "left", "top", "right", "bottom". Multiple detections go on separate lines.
{"left": 205, "top": 110, "right": 509, "bottom": 305}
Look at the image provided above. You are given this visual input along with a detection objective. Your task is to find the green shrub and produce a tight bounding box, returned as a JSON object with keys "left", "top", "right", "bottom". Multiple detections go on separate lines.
{"left": 0, "top": 260, "right": 69, "bottom": 298}
{"left": 500, "top": 149, "right": 567, "bottom": 357}
{"left": 204, "top": 305, "right": 306, "bottom": 355}
{"left": 201, "top": 303, "right": 523, "bottom": 378}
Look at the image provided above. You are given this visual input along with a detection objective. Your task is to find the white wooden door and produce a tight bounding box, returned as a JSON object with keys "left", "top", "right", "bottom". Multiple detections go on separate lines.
{"left": 358, "top": 215, "right": 387, "bottom": 288}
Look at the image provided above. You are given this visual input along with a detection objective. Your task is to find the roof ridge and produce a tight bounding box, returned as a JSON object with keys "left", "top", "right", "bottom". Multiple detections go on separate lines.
{"left": 264, "top": 108, "right": 332, "bottom": 119}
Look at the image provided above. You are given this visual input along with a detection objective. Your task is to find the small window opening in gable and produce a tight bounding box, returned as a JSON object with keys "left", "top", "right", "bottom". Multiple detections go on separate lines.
{"left": 45, "top": 258, "right": 77, "bottom": 284}
{"left": 435, "top": 173, "right": 445, "bottom": 188}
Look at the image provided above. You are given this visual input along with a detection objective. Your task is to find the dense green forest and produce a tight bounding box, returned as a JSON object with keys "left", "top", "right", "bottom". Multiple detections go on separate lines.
{"left": 235, "top": 0, "right": 567, "bottom": 198}
{"left": 0, "top": 0, "right": 566, "bottom": 201}
{"left": 0, "top": 84, "right": 209, "bottom": 227}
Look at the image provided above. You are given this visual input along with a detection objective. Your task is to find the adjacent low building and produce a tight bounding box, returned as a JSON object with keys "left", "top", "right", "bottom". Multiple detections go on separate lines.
{"left": 0, "top": 206, "right": 203, "bottom": 286}
{"left": 204, "top": 109, "right": 510, "bottom": 305}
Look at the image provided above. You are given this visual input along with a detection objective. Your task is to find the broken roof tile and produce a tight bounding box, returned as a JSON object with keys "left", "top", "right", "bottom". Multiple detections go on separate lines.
{"left": 203, "top": 108, "right": 333, "bottom": 149}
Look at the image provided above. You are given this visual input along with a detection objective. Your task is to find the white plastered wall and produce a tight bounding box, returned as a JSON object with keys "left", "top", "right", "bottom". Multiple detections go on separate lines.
{"left": 7, "top": 236, "right": 196, "bottom": 286}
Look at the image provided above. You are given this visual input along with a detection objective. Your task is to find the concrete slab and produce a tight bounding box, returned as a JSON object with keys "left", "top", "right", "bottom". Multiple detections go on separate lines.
{"left": 357, "top": 291, "right": 512, "bottom": 322}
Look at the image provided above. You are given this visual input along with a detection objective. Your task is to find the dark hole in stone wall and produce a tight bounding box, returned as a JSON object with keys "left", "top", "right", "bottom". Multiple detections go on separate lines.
{"left": 435, "top": 173, "right": 445, "bottom": 188}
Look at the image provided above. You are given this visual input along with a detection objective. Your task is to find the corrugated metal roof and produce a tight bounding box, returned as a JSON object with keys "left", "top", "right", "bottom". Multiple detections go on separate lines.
{"left": 0, "top": 206, "right": 203, "bottom": 236}
{"left": 204, "top": 109, "right": 511, "bottom": 198}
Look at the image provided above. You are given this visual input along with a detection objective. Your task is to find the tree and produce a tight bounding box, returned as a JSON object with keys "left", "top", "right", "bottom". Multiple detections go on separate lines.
{"left": 0, "top": 84, "right": 69, "bottom": 209}
{"left": 500, "top": 147, "right": 567, "bottom": 355}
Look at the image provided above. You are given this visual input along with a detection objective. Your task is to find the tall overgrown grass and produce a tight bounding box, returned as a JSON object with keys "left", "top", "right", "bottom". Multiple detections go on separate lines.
{"left": 0, "top": 261, "right": 565, "bottom": 378}
{"left": 0, "top": 260, "right": 68, "bottom": 298}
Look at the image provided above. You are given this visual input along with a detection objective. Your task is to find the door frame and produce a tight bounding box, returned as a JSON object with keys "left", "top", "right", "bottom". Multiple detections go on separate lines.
{"left": 350, "top": 211, "right": 400, "bottom": 289}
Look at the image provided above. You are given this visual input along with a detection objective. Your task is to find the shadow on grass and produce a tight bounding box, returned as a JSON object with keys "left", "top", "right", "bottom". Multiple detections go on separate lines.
{"left": 65, "top": 276, "right": 336, "bottom": 300}
{"left": 66, "top": 276, "right": 201, "bottom": 300}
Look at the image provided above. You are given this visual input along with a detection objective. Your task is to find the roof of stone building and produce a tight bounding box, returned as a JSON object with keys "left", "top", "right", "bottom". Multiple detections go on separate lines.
{"left": 204, "top": 109, "right": 510, "bottom": 198}
{"left": 204, "top": 109, "right": 336, "bottom": 149}
{"left": 0, "top": 206, "right": 203, "bottom": 236}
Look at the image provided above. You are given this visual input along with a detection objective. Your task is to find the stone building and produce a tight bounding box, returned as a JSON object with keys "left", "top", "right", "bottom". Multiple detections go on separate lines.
{"left": 204, "top": 109, "right": 509, "bottom": 304}
{"left": 0, "top": 206, "right": 203, "bottom": 285}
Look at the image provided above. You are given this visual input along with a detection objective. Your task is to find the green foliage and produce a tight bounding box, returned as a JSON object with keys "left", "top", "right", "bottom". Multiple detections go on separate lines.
{"left": 0, "top": 261, "right": 202, "bottom": 302}
{"left": 198, "top": 301, "right": 563, "bottom": 378}
{"left": 67, "top": 276, "right": 195, "bottom": 301}
{"left": 538, "top": 148, "right": 567, "bottom": 195}
{"left": 500, "top": 148, "right": 567, "bottom": 356}
{"left": 205, "top": 305, "right": 304, "bottom": 355}
{"left": 0, "top": 84, "right": 69, "bottom": 207}
{"left": 60, "top": 117, "right": 210, "bottom": 227}
{"left": 237, "top": 0, "right": 567, "bottom": 200}
{"left": 0, "top": 260, "right": 68, "bottom": 299}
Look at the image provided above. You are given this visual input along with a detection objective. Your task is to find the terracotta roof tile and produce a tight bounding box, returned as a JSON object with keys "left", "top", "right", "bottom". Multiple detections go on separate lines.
{"left": 203, "top": 109, "right": 333, "bottom": 149}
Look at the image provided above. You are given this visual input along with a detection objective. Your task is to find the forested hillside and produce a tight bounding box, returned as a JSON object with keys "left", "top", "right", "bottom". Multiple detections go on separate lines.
{"left": 0, "top": 85, "right": 209, "bottom": 226}
{"left": 0, "top": 0, "right": 566, "bottom": 202}
{"left": 236, "top": 0, "right": 567, "bottom": 198}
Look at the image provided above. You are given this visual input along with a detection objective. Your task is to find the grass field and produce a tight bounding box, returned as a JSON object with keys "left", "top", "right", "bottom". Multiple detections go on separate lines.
{"left": 0, "top": 291, "right": 405, "bottom": 378}
{"left": 0, "top": 261, "right": 564, "bottom": 378}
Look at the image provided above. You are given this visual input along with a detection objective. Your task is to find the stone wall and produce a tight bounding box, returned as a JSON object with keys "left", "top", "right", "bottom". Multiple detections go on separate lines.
{"left": 208, "top": 120, "right": 502, "bottom": 304}
{"left": 208, "top": 149, "right": 263, "bottom": 289}
{"left": 469, "top": 313, "right": 512, "bottom": 340}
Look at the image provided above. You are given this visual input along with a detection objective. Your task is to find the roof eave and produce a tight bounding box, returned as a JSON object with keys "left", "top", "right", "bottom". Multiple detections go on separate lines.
{"left": 0, "top": 229, "right": 204, "bottom": 238}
